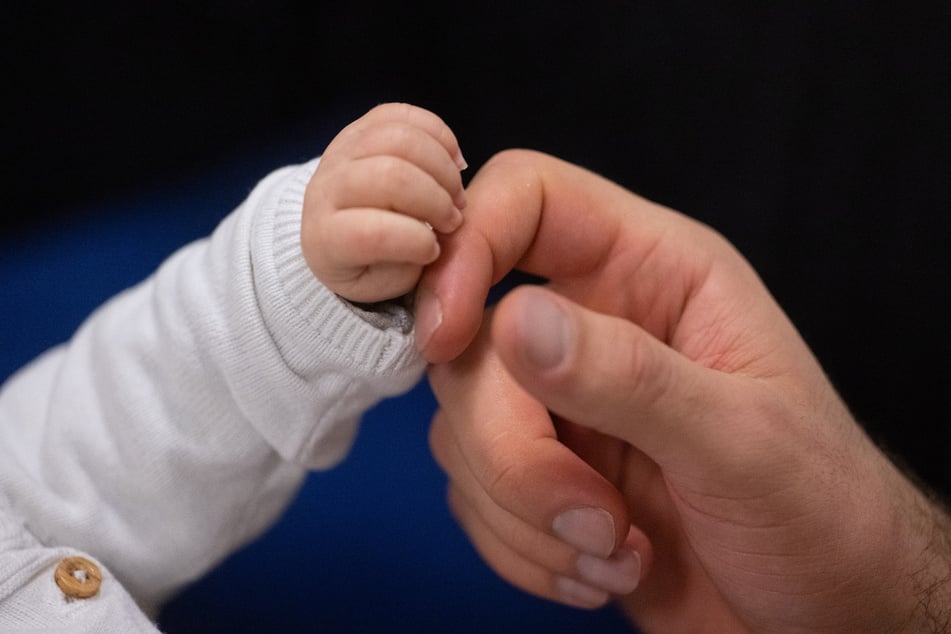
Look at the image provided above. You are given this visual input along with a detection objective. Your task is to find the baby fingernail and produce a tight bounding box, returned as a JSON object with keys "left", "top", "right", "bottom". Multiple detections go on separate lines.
{"left": 453, "top": 149, "right": 468, "bottom": 171}
{"left": 552, "top": 507, "right": 615, "bottom": 559}
{"left": 554, "top": 576, "right": 610, "bottom": 609}
{"left": 576, "top": 548, "right": 641, "bottom": 595}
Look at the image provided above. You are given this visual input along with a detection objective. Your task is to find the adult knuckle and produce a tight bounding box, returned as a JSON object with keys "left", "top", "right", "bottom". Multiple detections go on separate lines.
{"left": 485, "top": 460, "right": 521, "bottom": 504}
{"left": 611, "top": 322, "right": 667, "bottom": 409}
{"left": 482, "top": 442, "right": 528, "bottom": 504}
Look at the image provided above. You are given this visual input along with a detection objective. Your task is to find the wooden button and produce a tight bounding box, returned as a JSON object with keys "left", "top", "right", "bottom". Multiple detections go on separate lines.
{"left": 54, "top": 556, "right": 102, "bottom": 600}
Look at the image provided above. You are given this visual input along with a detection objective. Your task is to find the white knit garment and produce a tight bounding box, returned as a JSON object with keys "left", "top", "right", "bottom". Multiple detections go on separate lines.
{"left": 0, "top": 160, "right": 426, "bottom": 631}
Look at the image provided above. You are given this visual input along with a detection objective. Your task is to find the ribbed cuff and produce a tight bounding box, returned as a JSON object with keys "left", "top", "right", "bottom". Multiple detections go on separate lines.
{"left": 263, "top": 159, "right": 424, "bottom": 378}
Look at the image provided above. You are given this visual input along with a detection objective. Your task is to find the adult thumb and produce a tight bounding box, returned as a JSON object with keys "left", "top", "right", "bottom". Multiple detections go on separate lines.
{"left": 491, "top": 285, "right": 732, "bottom": 468}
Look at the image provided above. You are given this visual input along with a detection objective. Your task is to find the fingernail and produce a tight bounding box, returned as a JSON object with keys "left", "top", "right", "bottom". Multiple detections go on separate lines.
{"left": 552, "top": 507, "right": 615, "bottom": 559}
{"left": 519, "top": 293, "right": 571, "bottom": 370}
{"left": 453, "top": 149, "right": 468, "bottom": 171}
{"left": 576, "top": 548, "right": 641, "bottom": 595}
{"left": 554, "top": 576, "right": 610, "bottom": 609}
{"left": 415, "top": 287, "right": 442, "bottom": 352}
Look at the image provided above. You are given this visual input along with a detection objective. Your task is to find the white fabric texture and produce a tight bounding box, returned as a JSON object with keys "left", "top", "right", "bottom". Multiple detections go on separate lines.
{"left": 0, "top": 159, "right": 426, "bottom": 631}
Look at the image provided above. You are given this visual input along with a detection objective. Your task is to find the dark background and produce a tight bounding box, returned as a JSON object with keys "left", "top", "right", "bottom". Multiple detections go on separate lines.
{"left": 3, "top": 2, "right": 950, "bottom": 632}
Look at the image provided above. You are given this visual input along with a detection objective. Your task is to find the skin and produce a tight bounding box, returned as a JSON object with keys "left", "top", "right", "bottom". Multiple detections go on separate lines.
{"left": 418, "top": 149, "right": 951, "bottom": 632}
{"left": 302, "top": 102, "right": 467, "bottom": 303}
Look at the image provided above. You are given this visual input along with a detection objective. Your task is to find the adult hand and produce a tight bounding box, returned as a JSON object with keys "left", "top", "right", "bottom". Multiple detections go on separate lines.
{"left": 421, "top": 150, "right": 951, "bottom": 631}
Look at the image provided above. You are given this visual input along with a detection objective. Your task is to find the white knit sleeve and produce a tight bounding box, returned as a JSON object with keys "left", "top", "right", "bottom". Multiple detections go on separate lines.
{"left": 241, "top": 159, "right": 426, "bottom": 466}
{"left": 0, "top": 159, "right": 426, "bottom": 619}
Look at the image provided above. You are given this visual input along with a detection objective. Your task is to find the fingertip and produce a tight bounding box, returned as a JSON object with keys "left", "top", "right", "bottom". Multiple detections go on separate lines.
{"left": 417, "top": 312, "right": 480, "bottom": 364}
{"left": 493, "top": 286, "right": 574, "bottom": 373}
{"left": 576, "top": 549, "right": 640, "bottom": 596}
{"left": 415, "top": 239, "right": 494, "bottom": 363}
{"left": 414, "top": 285, "right": 443, "bottom": 357}
{"left": 552, "top": 507, "right": 617, "bottom": 559}
{"left": 453, "top": 147, "right": 468, "bottom": 172}
{"left": 622, "top": 524, "right": 653, "bottom": 589}
{"left": 453, "top": 187, "right": 468, "bottom": 213}
{"left": 553, "top": 576, "right": 612, "bottom": 610}
{"left": 445, "top": 205, "right": 464, "bottom": 233}
{"left": 415, "top": 284, "right": 480, "bottom": 364}
{"left": 557, "top": 524, "right": 647, "bottom": 603}
{"left": 425, "top": 236, "right": 441, "bottom": 265}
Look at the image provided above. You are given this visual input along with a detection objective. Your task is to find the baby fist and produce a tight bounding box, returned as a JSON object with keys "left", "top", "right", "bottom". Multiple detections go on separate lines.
{"left": 301, "top": 103, "right": 467, "bottom": 303}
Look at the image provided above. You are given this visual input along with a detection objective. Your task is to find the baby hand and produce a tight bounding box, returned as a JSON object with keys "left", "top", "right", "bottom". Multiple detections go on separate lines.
{"left": 302, "top": 103, "right": 467, "bottom": 303}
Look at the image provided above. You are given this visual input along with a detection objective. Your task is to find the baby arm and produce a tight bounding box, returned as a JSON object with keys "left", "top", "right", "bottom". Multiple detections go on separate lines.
{"left": 302, "top": 102, "right": 468, "bottom": 303}
{"left": 0, "top": 106, "right": 462, "bottom": 619}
